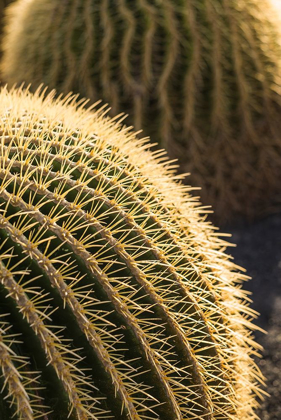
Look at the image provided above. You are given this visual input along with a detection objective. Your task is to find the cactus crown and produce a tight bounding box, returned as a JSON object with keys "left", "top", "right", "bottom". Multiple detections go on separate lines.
{"left": 0, "top": 87, "right": 262, "bottom": 419}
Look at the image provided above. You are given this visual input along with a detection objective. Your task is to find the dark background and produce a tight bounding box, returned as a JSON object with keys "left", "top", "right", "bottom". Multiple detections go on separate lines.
{"left": 226, "top": 213, "right": 281, "bottom": 419}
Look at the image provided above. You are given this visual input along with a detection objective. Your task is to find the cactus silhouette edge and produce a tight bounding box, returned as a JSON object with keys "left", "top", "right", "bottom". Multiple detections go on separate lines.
{"left": 0, "top": 85, "right": 263, "bottom": 419}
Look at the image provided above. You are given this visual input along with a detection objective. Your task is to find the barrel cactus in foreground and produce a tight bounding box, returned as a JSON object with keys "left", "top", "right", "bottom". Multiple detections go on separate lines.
{"left": 2, "top": 0, "right": 281, "bottom": 221}
{"left": 0, "top": 86, "right": 263, "bottom": 420}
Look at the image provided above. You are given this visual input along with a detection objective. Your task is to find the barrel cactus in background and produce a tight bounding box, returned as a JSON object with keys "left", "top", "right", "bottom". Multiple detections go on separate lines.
{"left": 0, "top": 86, "right": 263, "bottom": 419}
{"left": 0, "top": 0, "right": 11, "bottom": 23}
{"left": 2, "top": 0, "right": 281, "bottom": 222}
{"left": 0, "top": 0, "right": 11, "bottom": 48}
{"left": 0, "top": 0, "right": 10, "bottom": 21}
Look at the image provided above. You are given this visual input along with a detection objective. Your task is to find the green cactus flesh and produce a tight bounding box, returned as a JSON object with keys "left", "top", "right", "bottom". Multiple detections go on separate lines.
{"left": 0, "top": 87, "right": 262, "bottom": 419}
{"left": 0, "top": 0, "right": 12, "bottom": 48}
{"left": 2, "top": 0, "right": 281, "bottom": 221}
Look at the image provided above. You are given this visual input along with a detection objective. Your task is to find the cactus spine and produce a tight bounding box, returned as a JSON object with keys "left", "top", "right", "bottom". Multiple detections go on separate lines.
{"left": 0, "top": 86, "right": 262, "bottom": 419}
{"left": 2, "top": 0, "right": 281, "bottom": 221}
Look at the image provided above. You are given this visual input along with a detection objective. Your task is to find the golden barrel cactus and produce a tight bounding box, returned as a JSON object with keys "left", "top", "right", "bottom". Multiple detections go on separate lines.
{"left": 1, "top": 0, "right": 281, "bottom": 221}
{"left": 0, "top": 1, "right": 10, "bottom": 23}
{"left": 0, "top": 0, "right": 11, "bottom": 49}
{"left": 0, "top": 86, "right": 263, "bottom": 419}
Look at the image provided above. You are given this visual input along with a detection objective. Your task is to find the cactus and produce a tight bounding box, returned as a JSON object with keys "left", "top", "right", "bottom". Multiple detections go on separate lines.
{"left": 0, "top": 0, "right": 10, "bottom": 20}
{"left": 0, "top": 86, "right": 263, "bottom": 419}
{"left": 0, "top": 0, "right": 11, "bottom": 52}
{"left": 1, "top": 0, "right": 281, "bottom": 221}
{"left": 0, "top": 0, "right": 11, "bottom": 22}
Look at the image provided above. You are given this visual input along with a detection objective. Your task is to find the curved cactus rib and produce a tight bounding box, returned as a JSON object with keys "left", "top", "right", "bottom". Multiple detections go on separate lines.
{"left": 137, "top": 0, "right": 156, "bottom": 86}
{"left": 157, "top": 0, "right": 179, "bottom": 147}
{"left": 0, "top": 321, "right": 35, "bottom": 420}
{"left": 118, "top": 0, "right": 136, "bottom": 91}
{"left": 2, "top": 127, "right": 259, "bottom": 327}
{"left": 222, "top": 0, "right": 256, "bottom": 140}
{"left": 0, "top": 173, "right": 214, "bottom": 417}
{"left": 2, "top": 137, "right": 219, "bottom": 303}
{"left": 182, "top": 0, "right": 202, "bottom": 136}
{"left": 0, "top": 135, "right": 256, "bottom": 413}
{"left": 0, "top": 246, "right": 102, "bottom": 420}
{"left": 0, "top": 87, "right": 264, "bottom": 419}
{"left": 204, "top": 0, "right": 228, "bottom": 131}
{"left": 63, "top": 0, "right": 79, "bottom": 94}
{"left": 0, "top": 147, "right": 241, "bottom": 418}
{"left": 0, "top": 205, "right": 158, "bottom": 419}
{"left": 99, "top": 0, "right": 119, "bottom": 114}
{"left": 0, "top": 154, "right": 169, "bottom": 417}
{"left": 0, "top": 192, "right": 188, "bottom": 419}
{"left": 79, "top": 0, "right": 95, "bottom": 100}
{"left": 0, "top": 148, "right": 222, "bottom": 330}
{"left": 0, "top": 151, "right": 215, "bottom": 416}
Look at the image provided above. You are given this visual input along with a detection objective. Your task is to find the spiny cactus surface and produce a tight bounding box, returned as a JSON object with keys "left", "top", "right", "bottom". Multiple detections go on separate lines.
{"left": 0, "top": 87, "right": 263, "bottom": 419}
{"left": 2, "top": 0, "right": 281, "bottom": 221}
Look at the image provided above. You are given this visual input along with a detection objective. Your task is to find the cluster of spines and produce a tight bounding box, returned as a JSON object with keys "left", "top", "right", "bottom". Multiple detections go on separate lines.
{"left": 0, "top": 87, "right": 263, "bottom": 419}
{"left": 0, "top": 312, "right": 46, "bottom": 420}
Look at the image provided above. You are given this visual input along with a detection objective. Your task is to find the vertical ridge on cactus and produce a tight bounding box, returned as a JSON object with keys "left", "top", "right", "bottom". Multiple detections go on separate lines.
{"left": 1, "top": 0, "right": 281, "bottom": 221}
{"left": 0, "top": 86, "right": 263, "bottom": 419}
{"left": 0, "top": 0, "right": 11, "bottom": 51}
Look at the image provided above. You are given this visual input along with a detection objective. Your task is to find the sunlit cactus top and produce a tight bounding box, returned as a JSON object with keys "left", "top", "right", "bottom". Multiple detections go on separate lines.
{"left": 0, "top": 87, "right": 263, "bottom": 419}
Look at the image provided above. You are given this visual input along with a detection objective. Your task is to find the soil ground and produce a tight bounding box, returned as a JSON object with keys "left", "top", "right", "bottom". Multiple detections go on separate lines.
{"left": 225, "top": 213, "right": 281, "bottom": 419}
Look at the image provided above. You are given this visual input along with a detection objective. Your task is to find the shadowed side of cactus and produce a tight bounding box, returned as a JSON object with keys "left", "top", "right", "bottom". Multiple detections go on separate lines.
{"left": 1, "top": 0, "right": 281, "bottom": 221}
{"left": 0, "top": 0, "right": 10, "bottom": 21}
{"left": 0, "top": 86, "right": 263, "bottom": 419}
{"left": 0, "top": 0, "right": 11, "bottom": 53}
{"left": 0, "top": 0, "right": 10, "bottom": 24}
